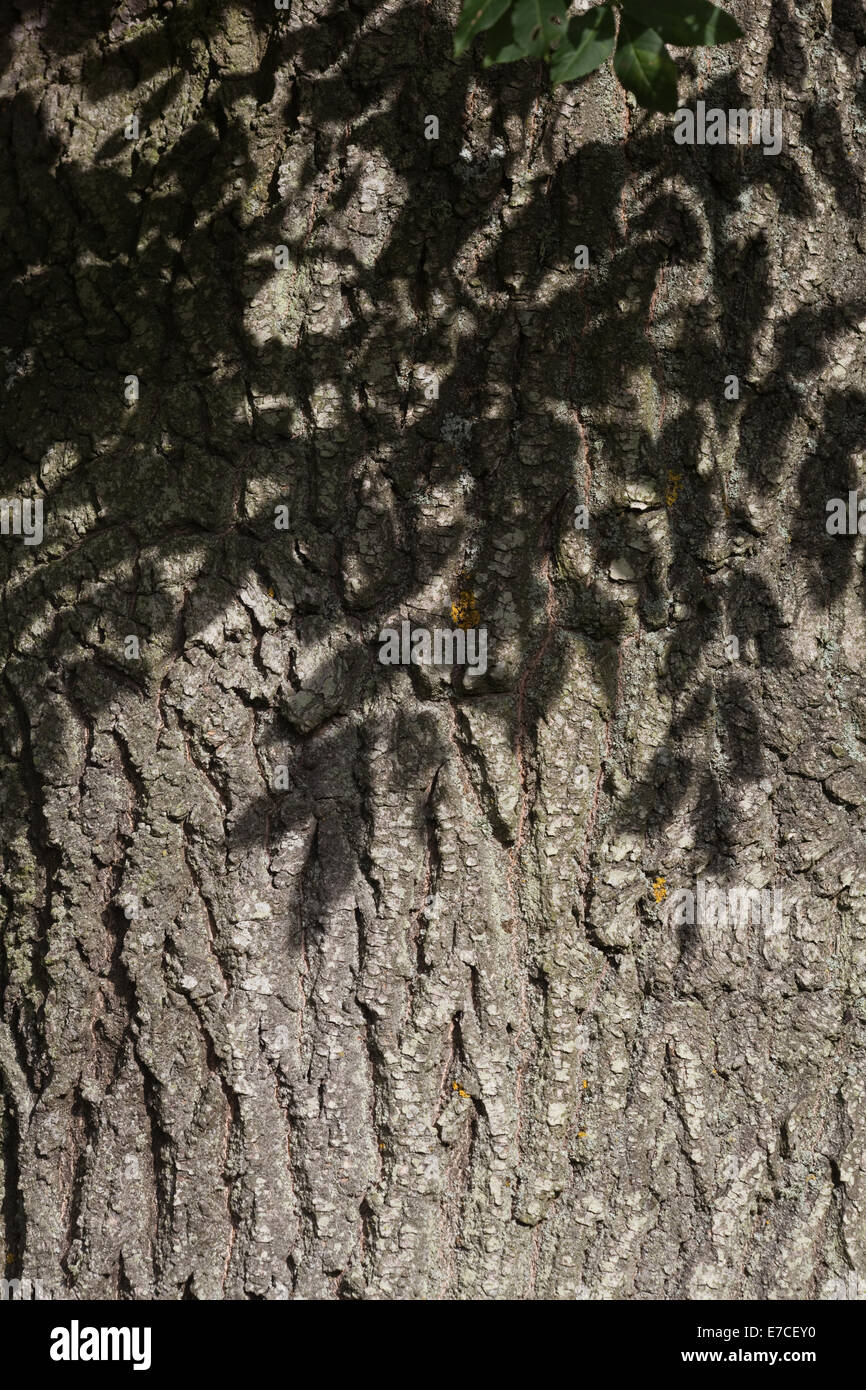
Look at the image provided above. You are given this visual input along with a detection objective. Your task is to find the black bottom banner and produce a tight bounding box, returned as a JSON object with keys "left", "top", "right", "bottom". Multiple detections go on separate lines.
{"left": 0, "top": 1296, "right": 854, "bottom": 1377}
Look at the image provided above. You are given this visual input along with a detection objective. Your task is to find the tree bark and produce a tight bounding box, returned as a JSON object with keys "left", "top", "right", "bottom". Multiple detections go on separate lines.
{"left": 1, "top": 0, "right": 865, "bottom": 1299}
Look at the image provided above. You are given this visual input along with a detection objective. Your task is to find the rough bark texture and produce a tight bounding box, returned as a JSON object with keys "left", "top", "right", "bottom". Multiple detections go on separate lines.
{"left": 1, "top": 0, "right": 865, "bottom": 1301}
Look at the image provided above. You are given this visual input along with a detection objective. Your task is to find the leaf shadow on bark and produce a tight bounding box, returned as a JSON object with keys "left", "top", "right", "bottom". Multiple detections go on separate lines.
{"left": 2, "top": 0, "right": 866, "bottom": 1296}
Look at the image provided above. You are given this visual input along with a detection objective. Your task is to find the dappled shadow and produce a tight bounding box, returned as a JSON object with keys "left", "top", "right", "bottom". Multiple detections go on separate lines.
{"left": 2, "top": 0, "right": 865, "bottom": 943}
{"left": 1, "top": 0, "right": 866, "bottom": 1292}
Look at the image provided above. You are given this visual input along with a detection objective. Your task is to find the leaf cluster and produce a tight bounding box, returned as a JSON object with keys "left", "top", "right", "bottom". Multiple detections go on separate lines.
{"left": 454, "top": 0, "right": 743, "bottom": 112}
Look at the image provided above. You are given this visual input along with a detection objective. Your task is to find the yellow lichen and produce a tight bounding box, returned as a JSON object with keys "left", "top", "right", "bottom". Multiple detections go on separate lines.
{"left": 451, "top": 570, "right": 480, "bottom": 629}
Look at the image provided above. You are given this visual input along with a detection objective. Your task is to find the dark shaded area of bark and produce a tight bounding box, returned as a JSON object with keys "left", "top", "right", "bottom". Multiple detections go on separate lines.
{"left": 0, "top": 0, "right": 865, "bottom": 1299}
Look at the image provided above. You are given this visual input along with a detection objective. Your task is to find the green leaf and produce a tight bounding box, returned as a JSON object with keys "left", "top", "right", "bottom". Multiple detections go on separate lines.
{"left": 454, "top": 0, "right": 513, "bottom": 57}
{"left": 512, "top": 0, "right": 568, "bottom": 59}
{"left": 613, "top": 17, "right": 679, "bottom": 112}
{"left": 550, "top": 5, "right": 616, "bottom": 86}
{"left": 620, "top": 0, "right": 743, "bottom": 46}
{"left": 483, "top": 9, "right": 527, "bottom": 65}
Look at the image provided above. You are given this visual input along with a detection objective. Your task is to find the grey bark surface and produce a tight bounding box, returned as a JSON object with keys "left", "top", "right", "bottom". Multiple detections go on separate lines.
{"left": 1, "top": 0, "right": 865, "bottom": 1300}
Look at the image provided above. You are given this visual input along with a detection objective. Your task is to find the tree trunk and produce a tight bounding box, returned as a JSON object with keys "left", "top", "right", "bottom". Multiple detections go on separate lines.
{"left": 1, "top": 0, "right": 865, "bottom": 1300}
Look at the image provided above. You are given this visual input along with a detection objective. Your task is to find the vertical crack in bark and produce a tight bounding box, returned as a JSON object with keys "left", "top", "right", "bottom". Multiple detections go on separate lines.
{"left": 575, "top": 631, "right": 641, "bottom": 921}
{"left": 180, "top": 818, "right": 231, "bottom": 995}
{"left": 508, "top": 513, "right": 561, "bottom": 1176}
{"left": 60, "top": 1089, "right": 96, "bottom": 1287}
{"left": 0, "top": 1088, "right": 25, "bottom": 1273}
{"left": 2, "top": 673, "right": 58, "bottom": 1064}
{"left": 218, "top": 1067, "right": 242, "bottom": 1296}
{"left": 136, "top": 1059, "right": 174, "bottom": 1289}
{"left": 399, "top": 763, "right": 442, "bottom": 1036}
